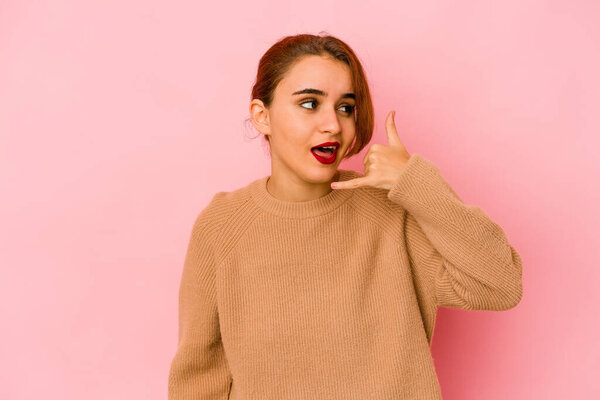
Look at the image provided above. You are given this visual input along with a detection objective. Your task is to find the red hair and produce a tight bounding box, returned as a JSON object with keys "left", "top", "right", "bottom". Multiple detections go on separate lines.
{"left": 248, "top": 32, "right": 374, "bottom": 159}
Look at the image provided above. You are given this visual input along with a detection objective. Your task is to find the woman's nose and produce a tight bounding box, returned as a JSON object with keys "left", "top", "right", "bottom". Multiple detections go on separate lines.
{"left": 319, "top": 109, "right": 342, "bottom": 134}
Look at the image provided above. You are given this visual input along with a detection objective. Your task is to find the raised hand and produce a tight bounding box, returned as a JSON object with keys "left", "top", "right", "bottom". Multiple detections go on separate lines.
{"left": 331, "top": 110, "right": 411, "bottom": 191}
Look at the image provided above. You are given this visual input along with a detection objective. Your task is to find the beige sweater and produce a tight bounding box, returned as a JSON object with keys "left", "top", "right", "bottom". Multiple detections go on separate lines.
{"left": 167, "top": 153, "right": 523, "bottom": 399}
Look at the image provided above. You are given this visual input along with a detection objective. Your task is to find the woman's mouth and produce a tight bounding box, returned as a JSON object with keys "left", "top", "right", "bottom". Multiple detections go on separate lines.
{"left": 310, "top": 145, "right": 338, "bottom": 164}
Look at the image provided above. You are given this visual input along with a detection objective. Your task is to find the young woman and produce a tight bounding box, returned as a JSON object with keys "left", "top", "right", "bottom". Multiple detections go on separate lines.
{"left": 168, "top": 33, "right": 523, "bottom": 400}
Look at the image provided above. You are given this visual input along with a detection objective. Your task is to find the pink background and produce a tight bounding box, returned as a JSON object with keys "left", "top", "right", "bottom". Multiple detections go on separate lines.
{"left": 1, "top": 1, "right": 598, "bottom": 399}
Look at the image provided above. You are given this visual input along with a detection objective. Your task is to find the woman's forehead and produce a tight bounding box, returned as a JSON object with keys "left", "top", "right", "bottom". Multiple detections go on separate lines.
{"left": 279, "top": 57, "right": 354, "bottom": 97}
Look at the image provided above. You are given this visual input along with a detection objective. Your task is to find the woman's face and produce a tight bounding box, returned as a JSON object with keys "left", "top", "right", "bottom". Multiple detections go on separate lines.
{"left": 258, "top": 55, "right": 357, "bottom": 183}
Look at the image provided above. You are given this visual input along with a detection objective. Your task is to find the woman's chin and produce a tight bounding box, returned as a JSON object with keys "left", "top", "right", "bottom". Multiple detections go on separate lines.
{"left": 306, "top": 168, "right": 339, "bottom": 184}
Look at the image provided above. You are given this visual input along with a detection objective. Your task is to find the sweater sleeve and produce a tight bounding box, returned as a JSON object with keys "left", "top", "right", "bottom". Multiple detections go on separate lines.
{"left": 388, "top": 154, "right": 523, "bottom": 311}
{"left": 168, "top": 208, "right": 232, "bottom": 399}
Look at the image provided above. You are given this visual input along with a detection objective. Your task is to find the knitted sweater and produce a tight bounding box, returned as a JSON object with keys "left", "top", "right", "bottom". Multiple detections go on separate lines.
{"left": 167, "top": 153, "right": 523, "bottom": 400}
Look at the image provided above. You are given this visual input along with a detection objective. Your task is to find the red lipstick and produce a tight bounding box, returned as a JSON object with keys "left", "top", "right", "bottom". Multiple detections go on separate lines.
{"left": 310, "top": 141, "right": 339, "bottom": 165}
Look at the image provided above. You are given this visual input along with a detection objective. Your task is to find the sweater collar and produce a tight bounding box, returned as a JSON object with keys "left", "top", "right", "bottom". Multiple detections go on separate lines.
{"left": 250, "top": 169, "right": 356, "bottom": 218}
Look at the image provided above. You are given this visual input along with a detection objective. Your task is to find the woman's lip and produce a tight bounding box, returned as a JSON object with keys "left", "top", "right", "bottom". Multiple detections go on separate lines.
{"left": 310, "top": 147, "right": 338, "bottom": 164}
{"left": 311, "top": 142, "right": 339, "bottom": 149}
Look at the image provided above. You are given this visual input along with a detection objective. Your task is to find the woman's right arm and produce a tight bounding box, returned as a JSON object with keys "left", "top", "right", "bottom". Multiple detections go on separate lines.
{"left": 168, "top": 209, "right": 232, "bottom": 399}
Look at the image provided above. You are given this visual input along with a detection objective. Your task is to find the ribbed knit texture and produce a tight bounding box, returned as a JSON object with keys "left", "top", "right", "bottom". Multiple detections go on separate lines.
{"left": 167, "top": 153, "right": 523, "bottom": 400}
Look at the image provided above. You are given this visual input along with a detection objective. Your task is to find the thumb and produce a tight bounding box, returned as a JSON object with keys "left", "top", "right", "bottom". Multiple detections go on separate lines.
{"left": 386, "top": 110, "right": 402, "bottom": 147}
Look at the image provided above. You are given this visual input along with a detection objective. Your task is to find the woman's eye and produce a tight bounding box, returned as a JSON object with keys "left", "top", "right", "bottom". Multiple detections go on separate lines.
{"left": 300, "top": 99, "right": 317, "bottom": 110}
{"left": 299, "top": 100, "right": 355, "bottom": 115}
{"left": 341, "top": 105, "right": 355, "bottom": 114}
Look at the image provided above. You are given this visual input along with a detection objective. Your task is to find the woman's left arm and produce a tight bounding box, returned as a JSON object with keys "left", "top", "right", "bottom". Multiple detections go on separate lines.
{"left": 387, "top": 153, "right": 523, "bottom": 310}
{"left": 331, "top": 111, "right": 523, "bottom": 310}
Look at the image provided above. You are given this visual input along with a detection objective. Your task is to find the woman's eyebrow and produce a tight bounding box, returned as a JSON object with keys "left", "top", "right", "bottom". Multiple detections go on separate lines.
{"left": 292, "top": 88, "right": 355, "bottom": 100}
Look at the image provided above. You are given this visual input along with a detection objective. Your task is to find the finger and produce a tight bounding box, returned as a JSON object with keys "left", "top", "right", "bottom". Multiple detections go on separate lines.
{"left": 362, "top": 143, "right": 379, "bottom": 166}
{"left": 385, "top": 110, "right": 403, "bottom": 148}
{"left": 331, "top": 176, "right": 369, "bottom": 189}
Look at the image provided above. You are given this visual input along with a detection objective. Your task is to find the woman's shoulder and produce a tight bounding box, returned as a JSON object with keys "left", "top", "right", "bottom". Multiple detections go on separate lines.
{"left": 187, "top": 182, "right": 255, "bottom": 253}
{"left": 192, "top": 174, "right": 266, "bottom": 230}
{"left": 197, "top": 178, "right": 257, "bottom": 220}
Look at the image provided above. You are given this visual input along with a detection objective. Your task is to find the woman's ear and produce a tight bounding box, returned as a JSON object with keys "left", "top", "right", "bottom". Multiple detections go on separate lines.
{"left": 249, "top": 99, "right": 271, "bottom": 139}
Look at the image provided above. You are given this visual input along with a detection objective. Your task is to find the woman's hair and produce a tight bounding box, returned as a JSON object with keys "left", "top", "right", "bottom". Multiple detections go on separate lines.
{"left": 248, "top": 32, "right": 374, "bottom": 159}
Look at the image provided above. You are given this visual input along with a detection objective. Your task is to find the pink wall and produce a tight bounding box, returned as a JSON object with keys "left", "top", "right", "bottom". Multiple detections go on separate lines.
{"left": 1, "top": 1, "right": 598, "bottom": 399}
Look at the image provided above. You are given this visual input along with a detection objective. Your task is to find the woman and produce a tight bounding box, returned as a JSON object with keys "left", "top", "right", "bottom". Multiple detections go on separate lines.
{"left": 167, "top": 33, "right": 523, "bottom": 400}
